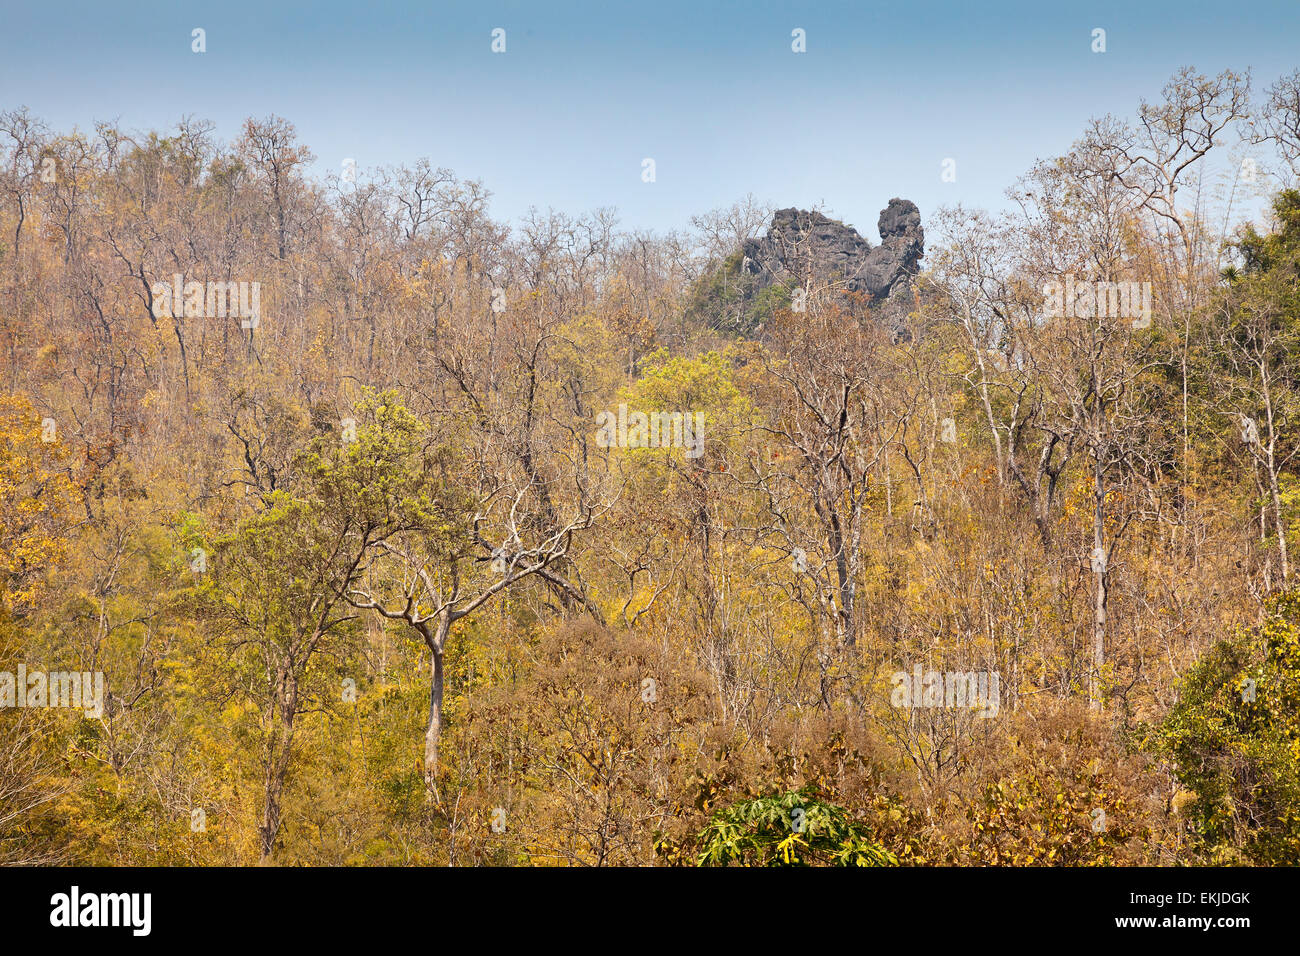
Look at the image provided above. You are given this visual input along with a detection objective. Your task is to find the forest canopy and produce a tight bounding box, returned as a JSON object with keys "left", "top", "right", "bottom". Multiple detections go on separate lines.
{"left": 1, "top": 65, "right": 1299, "bottom": 866}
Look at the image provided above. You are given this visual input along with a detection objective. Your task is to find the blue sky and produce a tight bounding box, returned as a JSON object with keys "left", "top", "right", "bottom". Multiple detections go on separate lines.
{"left": 2, "top": 0, "right": 1296, "bottom": 239}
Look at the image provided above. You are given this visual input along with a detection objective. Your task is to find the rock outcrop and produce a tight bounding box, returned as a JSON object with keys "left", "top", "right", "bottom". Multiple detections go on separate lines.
{"left": 685, "top": 199, "right": 924, "bottom": 336}
{"left": 738, "top": 199, "right": 924, "bottom": 328}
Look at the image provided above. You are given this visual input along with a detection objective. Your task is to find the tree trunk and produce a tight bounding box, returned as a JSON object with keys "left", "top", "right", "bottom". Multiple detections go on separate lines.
{"left": 422, "top": 612, "right": 454, "bottom": 788}
{"left": 1090, "top": 454, "right": 1107, "bottom": 712}
{"left": 424, "top": 647, "right": 445, "bottom": 784}
{"left": 1268, "top": 459, "right": 1289, "bottom": 581}
{"left": 1264, "top": 383, "right": 1290, "bottom": 581}
{"left": 258, "top": 702, "right": 295, "bottom": 863}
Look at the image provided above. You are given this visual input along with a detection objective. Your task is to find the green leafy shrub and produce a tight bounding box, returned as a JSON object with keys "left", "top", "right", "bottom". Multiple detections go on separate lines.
{"left": 694, "top": 787, "right": 897, "bottom": 867}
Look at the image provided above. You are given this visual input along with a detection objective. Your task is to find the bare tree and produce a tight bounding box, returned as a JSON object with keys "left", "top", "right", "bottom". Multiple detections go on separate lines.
{"left": 349, "top": 483, "right": 606, "bottom": 788}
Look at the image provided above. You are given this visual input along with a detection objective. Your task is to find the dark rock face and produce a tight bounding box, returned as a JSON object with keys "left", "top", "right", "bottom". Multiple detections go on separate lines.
{"left": 740, "top": 199, "right": 924, "bottom": 316}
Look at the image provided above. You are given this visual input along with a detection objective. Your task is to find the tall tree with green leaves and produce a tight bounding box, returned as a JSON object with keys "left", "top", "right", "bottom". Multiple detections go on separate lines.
{"left": 1215, "top": 190, "right": 1300, "bottom": 584}
{"left": 1157, "top": 587, "right": 1300, "bottom": 864}
{"left": 200, "top": 393, "right": 452, "bottom": 860}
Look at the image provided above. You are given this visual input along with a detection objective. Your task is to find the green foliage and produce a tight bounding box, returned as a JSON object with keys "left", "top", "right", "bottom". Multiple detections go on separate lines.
{"left": 1156, "top": 588, "right": 1300, "bottom": 864}
{"left": 694, "top": 787, "right": 897, "bottom": 867}
{"left": 682, "top": 253, "right": 768, "bottom": 334}
{"left": 1233, "top": 189, "right": 1300, "bottom": 277}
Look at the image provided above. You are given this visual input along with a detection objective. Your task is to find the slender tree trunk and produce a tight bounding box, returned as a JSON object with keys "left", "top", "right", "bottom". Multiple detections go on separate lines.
{"left": 816, "top": 499, "right": 854, "bottom": 646}
{"left": 1268, "top": 456, "right": 1289, "bottom": 581}
{"left": 971, "top": 342, "right": 1004, "bottom": 482}
{"left": 425, "top": 647, "right": 445, "bottom": 782}
{"left": 422, "top": 612, "right": 454, "bottom": 787}
{"left": 1090, "top": 453, "right": 1107, "bottom": 712}
{"left": 259, "top": 693, "right": 296, "bottom": 863}
{"left": 1263, "top": 378, "right": 1290, "bottom": 581}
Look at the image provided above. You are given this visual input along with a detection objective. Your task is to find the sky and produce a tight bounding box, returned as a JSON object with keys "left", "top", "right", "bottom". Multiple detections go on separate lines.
{"left": 2, "top": 0, "right": 1297, "bottom": 241}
